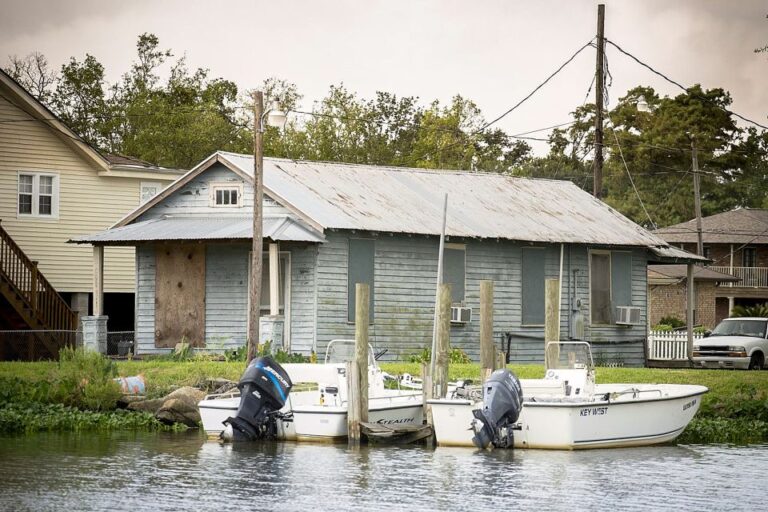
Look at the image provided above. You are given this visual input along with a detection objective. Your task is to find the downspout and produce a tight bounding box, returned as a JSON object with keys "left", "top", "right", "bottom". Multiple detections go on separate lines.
{"left": 558, "top": 243, "right": 564, "bottom": 340}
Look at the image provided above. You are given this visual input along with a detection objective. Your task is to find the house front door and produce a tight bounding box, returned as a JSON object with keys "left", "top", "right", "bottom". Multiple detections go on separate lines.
{"left": 154, "top": 245, "right": 206, "bottom": 348}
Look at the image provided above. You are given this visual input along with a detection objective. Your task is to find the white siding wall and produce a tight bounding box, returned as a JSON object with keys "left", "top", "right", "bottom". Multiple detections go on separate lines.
{"left": 0, "top": 95, "right": 178, "bottom": 293}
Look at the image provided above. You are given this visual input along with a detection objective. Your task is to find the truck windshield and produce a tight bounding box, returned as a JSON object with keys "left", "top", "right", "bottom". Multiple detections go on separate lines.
{"left": 711, "top": 319, "right": 767, "bottom": 338}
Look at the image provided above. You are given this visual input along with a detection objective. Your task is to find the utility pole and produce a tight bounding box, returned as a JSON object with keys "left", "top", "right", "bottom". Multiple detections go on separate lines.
{"left": 691, "top": 140, "right": 704, "bottom": 256}
{"left": 593, "top": 3, "right": 605, "bottom": 199}
{"left": 247, "top": 91, "right": 265, "bottom": 365}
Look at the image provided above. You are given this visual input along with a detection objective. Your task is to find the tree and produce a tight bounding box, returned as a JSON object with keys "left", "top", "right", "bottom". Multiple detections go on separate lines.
{"left": 4, "top": 52, "right": 56, "bottom": 103}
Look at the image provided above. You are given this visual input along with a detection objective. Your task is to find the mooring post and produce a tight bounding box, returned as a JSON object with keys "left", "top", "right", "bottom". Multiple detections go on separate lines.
{"left": 434, "top": 283, "right": 452, "bottom": 399}
{"left": 348, "top": 283, "right": 370, "bottom": 446}
{"left": 480, "top": 280, "right": 494, "bottom": 381}
{"left": 421, "top": 362, "right": 433, "bottom": 427}
{"left": 544, "top": 278, "right": 560, "bottom": 369}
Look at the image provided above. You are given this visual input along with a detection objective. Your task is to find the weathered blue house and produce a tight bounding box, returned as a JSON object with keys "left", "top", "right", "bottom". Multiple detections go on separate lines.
{"left": 76, "top": 151, "right": 700, "bottom": 366}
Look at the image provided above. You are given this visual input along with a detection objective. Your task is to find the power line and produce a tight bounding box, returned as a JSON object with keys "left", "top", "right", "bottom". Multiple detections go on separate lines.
{"left": 605, "top": 38, "right": 768, "bottom": 131}
{"left": 612, "top": 130, "right": 656, "bottom": 228}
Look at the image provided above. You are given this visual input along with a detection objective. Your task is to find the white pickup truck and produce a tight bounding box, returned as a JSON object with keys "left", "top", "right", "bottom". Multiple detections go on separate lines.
{"left": 693, "top": 317, "right": 768, "bottom": 370}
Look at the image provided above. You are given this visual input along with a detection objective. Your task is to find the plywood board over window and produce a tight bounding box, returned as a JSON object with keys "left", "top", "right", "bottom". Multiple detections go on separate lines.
{"left": 155, "top": 245, "right": 206, "bottom": 348}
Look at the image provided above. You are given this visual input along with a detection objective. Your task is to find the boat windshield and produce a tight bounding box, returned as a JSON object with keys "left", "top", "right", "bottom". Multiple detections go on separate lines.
{"left": 324, "top": 339, "right": 376, "bottom": 366}
{"left": 710, "top": 319, "right": 767, "bottom": 338}
{"left": 545, "top": 342, "right": 594, "bottom": 370}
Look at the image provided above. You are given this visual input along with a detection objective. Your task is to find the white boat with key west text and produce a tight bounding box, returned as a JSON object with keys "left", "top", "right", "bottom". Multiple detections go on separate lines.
{"left": 428, "top": 342, "right": 707, "bottom": 450}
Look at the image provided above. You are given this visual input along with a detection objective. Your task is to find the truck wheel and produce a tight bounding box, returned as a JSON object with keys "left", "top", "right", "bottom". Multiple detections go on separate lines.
{"left": 748, "top": 352, "right": 764, "bottom": 370}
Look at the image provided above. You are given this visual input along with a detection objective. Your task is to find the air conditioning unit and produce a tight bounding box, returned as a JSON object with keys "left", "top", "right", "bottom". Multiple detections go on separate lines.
{"left": 615, "top": 306, "right": 641, "bottom": 325}
{"left": 450, "top": 306, "right": 472, "bottom": 324}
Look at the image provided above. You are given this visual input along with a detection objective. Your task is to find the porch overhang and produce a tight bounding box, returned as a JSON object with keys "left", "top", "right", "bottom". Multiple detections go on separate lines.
{"left": 69, "top": 215, "right": 326, "bottom": 246}
{"left": 648, "top": 245, "right": 709, "bottom": 264}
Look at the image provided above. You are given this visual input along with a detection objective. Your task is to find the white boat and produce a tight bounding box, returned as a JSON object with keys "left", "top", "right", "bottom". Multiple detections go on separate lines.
{"left": 199, "top": 339, "right": 423, "bottom": 441}
{"left": 428, "top": 342, "right": 707, "bottom": 450}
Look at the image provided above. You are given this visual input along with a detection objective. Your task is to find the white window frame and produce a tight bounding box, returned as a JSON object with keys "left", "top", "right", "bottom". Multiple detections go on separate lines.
{"left": 210, "top": 182, "right": 244, "bottom": 208}
{"left": 246, "top": 251, "right": 292, "bottom": 348}
{"left": 589, "top": 249, "right": 612, "bottom": 326}
{"left": 140, "top": 181, "right": 162, "bottom": 205}
{"left": 17, "top": 171, "right": 60, "bottom": 220}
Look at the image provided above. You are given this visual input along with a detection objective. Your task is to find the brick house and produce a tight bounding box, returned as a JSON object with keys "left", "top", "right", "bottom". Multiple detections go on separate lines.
{"left": 654, "top": 208, "right": 768, "bottom": 324}
{"left": 648, "top": 265, "right": 738, "bottom": 329}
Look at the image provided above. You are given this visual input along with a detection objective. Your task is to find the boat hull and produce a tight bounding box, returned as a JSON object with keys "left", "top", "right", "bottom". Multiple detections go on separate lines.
{"left": 429, "top": 384, "right": 707, "bottom": 450}
{"left": 199, "top": 392, "right": 423, "bottom": 441}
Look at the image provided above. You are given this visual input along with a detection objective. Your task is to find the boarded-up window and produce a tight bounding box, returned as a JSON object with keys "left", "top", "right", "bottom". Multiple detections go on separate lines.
{"left": 611, "top": 252, "right": 632, "bottom": 308}
{"left": 348, "top": 239, "right": 374, "bottom": 322}
{"left": 155, "top": 245, "right": 206, "bottom": 347}
{"left": 590, "top": 252, "right": 611, "bottom": 324}
{"left": 522, "top": 248, "right": 546, "bottom": 325}
{"left": 443, "top": 245, "right": 466, "bottom": 304}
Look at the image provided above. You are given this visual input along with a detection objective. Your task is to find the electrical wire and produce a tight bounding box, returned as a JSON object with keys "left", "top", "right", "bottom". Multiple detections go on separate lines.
{"left": 612, "top": 130, "right": 656, "bottom": 228}
{"left": 605, "top": 38, "right": 768, "bottom": 131}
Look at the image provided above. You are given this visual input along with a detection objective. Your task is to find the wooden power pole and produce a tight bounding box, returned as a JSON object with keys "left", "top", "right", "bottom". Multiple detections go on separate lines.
{"left": 691, "top": 140, "right": 704, "bottom": 256}
{"left": 593, "top": 3, "right": 605, "bottom": 199}
{"left": 247, "top": 91, "right": 265, "bottom": 365}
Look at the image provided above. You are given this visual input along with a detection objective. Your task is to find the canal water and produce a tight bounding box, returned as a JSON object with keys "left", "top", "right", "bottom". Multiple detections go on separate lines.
{"left": 1, "top": 432, "right": 766, "bottom": 511}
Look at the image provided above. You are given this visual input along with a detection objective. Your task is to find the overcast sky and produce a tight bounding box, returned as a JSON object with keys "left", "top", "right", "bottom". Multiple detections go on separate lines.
{"left": 1, "top": 0, "right": 766, "bottom": 153}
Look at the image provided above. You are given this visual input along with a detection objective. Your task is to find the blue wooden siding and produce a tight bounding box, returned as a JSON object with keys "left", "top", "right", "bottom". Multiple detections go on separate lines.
{"left": 313, "top": 233, "right": 648, "bottom": 366}
{"left": 134, "top": 242, "right": 318, "bottom": 355}
{"left": 137, "top": 163, "right": 290, "bottom": 221}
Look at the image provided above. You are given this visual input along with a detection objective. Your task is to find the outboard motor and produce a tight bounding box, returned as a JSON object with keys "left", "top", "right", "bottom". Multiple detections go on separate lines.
{"left": 471, "top": 369, "right": 523, "bottom": 449}
{"left": 223, "top": 356, "right": 293, "bottom": 442}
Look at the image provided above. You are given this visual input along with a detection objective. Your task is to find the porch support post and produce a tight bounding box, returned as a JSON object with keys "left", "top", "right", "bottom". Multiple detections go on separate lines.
{"left": 93, "top": 245, "right": 104, "bottom": 317}
{"left": 728, "top": 296, "right": 735, "bottom": 317}
{"left": 269, "top": 242, "right": 280, "bottom": 316}
{"left": 686, "top": 263, "right": 695, "bottom": 362}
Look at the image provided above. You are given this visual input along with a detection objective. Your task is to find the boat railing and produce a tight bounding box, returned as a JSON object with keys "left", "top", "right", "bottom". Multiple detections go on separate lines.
{"left": 604, "top": 387, "right": 664, "bottom": 401}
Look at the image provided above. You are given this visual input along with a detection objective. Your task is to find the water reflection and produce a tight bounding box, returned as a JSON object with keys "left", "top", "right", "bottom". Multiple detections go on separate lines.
{"left": 0, "top": 432, "right": 766, "bottom": 512}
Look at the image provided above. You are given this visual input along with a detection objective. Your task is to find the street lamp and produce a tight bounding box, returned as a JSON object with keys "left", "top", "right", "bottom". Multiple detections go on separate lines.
{"left": 636, "top": 95, "right": 651, "bottom": 113}
{"left": 247, "top": 93, "right": 286, "bottom": 365}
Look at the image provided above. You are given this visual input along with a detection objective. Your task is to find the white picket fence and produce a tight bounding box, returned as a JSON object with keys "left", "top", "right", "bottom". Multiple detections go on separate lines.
{"left": 647, "top": 330, "right": 704, "bottom": 361}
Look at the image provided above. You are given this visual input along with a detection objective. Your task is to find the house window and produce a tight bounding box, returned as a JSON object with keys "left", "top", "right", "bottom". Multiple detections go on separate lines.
{"left": 17, "top": 172, "right": 58, "bottom": 218}
{"left": 703, "top": 245, "right": 711, "bottom": 260}
{"left": 140, "top": 182, "right": 162, "bottom": 205}
{"left": 348, "top": 239, "right": 375, "bottom": 323}
{"left": 443, "top": 244, "right": 466, "bottom": 304}
{"left": 590, "top": 250, "right": 633, "bottom": 325}
{"left": 210, "top": 183, "right": 243, "bottom": 207}
{"left": 522, "top": 247, "right": 546, "bottom": 325}
{"left": 743, "top": 247, "right": 756, "bottom": 268}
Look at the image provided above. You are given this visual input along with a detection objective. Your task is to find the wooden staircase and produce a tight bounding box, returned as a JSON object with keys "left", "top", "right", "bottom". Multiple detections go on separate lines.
{"left": 0, "top": 220, "right": 79, "bottom": 359}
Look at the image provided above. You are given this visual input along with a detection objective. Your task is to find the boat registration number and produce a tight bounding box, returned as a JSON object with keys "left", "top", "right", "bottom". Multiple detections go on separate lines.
{"left": 579, "top": 406, "right": 608, "bottom": 417}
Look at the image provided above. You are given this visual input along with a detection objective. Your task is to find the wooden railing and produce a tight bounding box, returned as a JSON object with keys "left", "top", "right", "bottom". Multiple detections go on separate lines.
{"left": 647, "top": 330, "right": 704, "bottom": 360}
{"left": 710, "top": 266, "right": 768, "bottom": 288}
{"left": 0, "top": 221, "right": 78, "bottom": 331}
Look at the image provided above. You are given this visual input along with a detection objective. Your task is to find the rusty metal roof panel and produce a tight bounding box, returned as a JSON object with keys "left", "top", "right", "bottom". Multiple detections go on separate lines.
{"left": 218, "top": 152, "right": 671, "bottom": 247}
{"left": 71, "top": 215, "right": 325, "bottom": 244}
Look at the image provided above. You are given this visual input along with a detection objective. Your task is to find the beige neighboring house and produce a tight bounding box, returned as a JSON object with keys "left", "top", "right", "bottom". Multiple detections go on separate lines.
{"left": 0, "top": 68, "right": 183, "bottom": 356}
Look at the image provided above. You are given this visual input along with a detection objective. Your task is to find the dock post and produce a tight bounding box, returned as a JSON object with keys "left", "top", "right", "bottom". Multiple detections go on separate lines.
{"left": 480, "top": 280, "right": 494, "bottom": 381}
{"left": 349, "top": 283, "right": 369, "bottom": 446}
{"left": 544, "top": 278, "right": 560, "bottom": 369}
{"left": 434, "top": 283, "right": 452, "bottom": 399}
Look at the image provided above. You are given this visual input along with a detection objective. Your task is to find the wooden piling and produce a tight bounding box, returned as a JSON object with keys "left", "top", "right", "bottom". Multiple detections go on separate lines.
{"left": 480, "top": 280, "right": 494, "bottom": 381}
{"left": 544, "top": 278, "right": 560, "bottom": 369}
{"left": 434, "top": 283, "right": 452, "bottom": 399}
{"left": 348, "top": 283, "right": 370, "bottom": 446}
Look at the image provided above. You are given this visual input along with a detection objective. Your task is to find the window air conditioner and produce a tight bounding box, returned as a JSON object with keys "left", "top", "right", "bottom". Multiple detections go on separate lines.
{"left": 615, "top": 306, "right": 641, "bottom": 325}
{"left": 450, "top": 306, "right": 472, "bottom": 324}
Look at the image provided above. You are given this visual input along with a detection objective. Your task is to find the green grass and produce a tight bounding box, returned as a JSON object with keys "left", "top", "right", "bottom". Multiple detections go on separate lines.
{"left": 2, "top": 359, "right": 767, "bottom": 443}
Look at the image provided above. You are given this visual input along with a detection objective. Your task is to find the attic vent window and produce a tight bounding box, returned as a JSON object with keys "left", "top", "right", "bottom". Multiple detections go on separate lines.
{"left": 210, "top": 183, "right": 243, "bottom": 208}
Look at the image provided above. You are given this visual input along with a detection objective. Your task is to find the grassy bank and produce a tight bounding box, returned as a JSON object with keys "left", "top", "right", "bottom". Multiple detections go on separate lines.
{"left": 1, "top": 358, "right": 766, "bottom": 443}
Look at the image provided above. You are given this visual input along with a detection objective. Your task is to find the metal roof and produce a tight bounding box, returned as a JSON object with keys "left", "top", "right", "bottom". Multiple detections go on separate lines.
{"left": 218, "top": 152, "right": 689, "bottom": 248}
{"left": 648, "top": 264, "right": 740, "bottom": 283}
{"left": 71, "top": 215, "right": 325, "bottom": 244}
{"left": 654, "top": 208, "right": 768, "bottom": 245}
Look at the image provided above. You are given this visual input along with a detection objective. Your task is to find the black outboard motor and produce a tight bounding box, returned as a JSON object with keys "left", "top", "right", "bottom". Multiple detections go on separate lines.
{"left": 224, "top": 356, "right": 293, "bottom": 441}
{"left": 471, "top": 369, "right": 523, "bottom": 449}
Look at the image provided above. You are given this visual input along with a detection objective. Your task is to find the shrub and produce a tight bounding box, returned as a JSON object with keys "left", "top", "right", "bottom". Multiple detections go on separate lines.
{"left": 731, "top": 303, "right": 768, "bottom": 318}
{"left": 407, "top": 347, "right": 472, "bottom": 364}
{"left": 659, "top": 316, "right": 685, "bottom": 328}
{"left": 652, "top": 324, "right": 673, "bottom": 332}
{"left": 55, "top": 347, "right": 122, "bottom": 411}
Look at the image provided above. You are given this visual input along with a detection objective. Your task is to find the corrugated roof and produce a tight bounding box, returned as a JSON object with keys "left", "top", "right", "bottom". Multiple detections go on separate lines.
{"left": 71, "top": 216, "right": 325, "bottom": 244}
{"left": 654, "top": 208, "right": 768, "bottom": 245}
{"left": 648, "top": 265, "right": 740, "bottom": 283}
{"left": 216, "top": 152, "right": 676, "bottom": 248}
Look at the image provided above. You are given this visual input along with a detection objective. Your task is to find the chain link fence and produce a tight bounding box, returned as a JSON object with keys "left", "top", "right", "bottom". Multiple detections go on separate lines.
{"left": 0, "top": 330, "right": 135, "bottom": 360}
